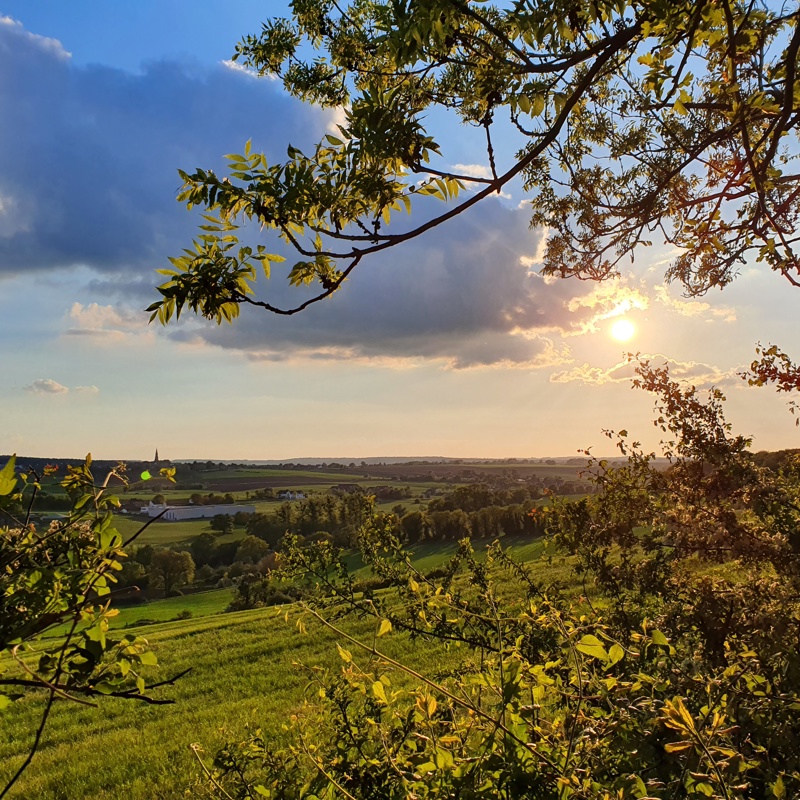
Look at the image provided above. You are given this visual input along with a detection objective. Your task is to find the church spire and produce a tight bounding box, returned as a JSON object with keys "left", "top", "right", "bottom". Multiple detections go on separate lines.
{"left": 154, "top": 448, "right": 159, "bottom": 464}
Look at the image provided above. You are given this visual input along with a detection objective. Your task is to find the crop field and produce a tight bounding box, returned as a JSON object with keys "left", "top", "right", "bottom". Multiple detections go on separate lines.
{"left": 0, "top": 606, "right": 453, "bottom": 799}
{"left": 112, "top": 516, "right": 222, "bottom": 547}
{"left": 1, "top": 536, "right": 562, "bottom": 799}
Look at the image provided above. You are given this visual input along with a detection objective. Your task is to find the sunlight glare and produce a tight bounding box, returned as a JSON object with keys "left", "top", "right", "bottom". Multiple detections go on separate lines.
{"left": 610, "top": 318, "right": 636, "bottom": 342}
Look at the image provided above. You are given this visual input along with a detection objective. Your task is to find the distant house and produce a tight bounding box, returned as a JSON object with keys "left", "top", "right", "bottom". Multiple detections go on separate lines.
{"left": 276, "top": 490, "right": 305, "bottom": 501}
{"left": 139, "top": 502, "right": 256, "bottom": 521}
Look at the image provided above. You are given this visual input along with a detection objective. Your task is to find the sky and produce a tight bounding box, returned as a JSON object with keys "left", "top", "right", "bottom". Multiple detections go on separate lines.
{"left": 0, "top": 3, "right": 797, "bottom": 461}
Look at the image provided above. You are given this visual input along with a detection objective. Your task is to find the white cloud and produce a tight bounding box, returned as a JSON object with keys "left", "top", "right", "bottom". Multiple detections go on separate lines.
{"left": 23, "top": 378, "right": 100, "bottom": 396}
{"left": 0, "top": 16, "right": 71, "bottom": 60}
{"left": 565, "top": 280, "right": 650, "bottom": 335}
{"left": 653, "top": 285, "right": 736, "bottom": 322}
{"left": 24, "top": 378, "right": 69, "bottom": 394}
{"left": 219, "top": 59, "right": 261, "bottom": 79}
{"left": 65, "top": 302, "right": 149, "bottom": 341}
{"left": 451, "top": 163, "right": 492, "bottom": 179}
{"left": 550, "top": 354, "right": 739, "bottom": 388}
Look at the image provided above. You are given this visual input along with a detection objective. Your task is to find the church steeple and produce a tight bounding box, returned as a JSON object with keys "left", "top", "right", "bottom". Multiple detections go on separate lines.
{"left": 154, "top": 448, "right": 160, "bottom": 464}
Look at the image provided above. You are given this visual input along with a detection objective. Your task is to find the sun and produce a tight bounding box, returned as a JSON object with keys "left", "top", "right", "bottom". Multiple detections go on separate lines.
{"left": 610, "top": 318, "right": 636, "bottom": 342}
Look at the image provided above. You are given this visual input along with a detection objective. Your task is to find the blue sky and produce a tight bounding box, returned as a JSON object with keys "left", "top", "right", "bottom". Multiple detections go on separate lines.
{"left": 0, "top": 3, "right": 797, "bottom": 460}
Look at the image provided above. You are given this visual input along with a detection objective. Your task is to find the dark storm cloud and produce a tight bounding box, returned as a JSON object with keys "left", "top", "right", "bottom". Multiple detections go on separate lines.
{"left": 167, "top": 199, "right": 595, "bottom": 368}
{"left": 2, "top": 17, "right": 602, "bottom": 368}
{"left": 0, "top": 16, "right": 330, "bottom": 274}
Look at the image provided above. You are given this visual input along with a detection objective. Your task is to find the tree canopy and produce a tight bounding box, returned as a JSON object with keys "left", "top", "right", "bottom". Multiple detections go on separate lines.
{"left": 150, "top": 0, "right": 800, "bottom": 325}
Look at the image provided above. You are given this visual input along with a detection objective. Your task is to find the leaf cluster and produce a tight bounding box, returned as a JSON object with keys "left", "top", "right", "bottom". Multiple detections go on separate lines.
{"left": 0, "top": 455, "right": 182, "bottom": 797}
{"left": 154, "top": 0, "right": 800, "bottom": 324}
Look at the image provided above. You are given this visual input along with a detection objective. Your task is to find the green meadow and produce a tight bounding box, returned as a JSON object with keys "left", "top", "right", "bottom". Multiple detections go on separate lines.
{"left": 0, "top": 601, "right": 451, "bottom": 799}
{"left": 1, "top": 536, "right": 558, "bottom": 799}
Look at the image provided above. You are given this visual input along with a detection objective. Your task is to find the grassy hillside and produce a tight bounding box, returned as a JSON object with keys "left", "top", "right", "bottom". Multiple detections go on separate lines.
{"left": 0, "top": 535, "right": 560, "bottom": 799}
{"left": 0, "top": 608, "right": 449, "bottom": 799}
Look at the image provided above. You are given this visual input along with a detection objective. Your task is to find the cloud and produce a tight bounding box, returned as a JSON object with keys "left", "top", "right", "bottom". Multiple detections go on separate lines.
{"left": 24, "top": 378, "right": 69, "bottom": 394}
{"left": 165, "top": 198, "right": 611, "bottom": 368}
{"left": 565, "top": 281, "right": 650, "bottom": 335}
{"left": 0, "top": 16, "right": 70, "bottom": 60}
{"left": 23, "top": 378, "right": 99, "bottom": 395}
{"left": 451, "top": 163, "right": 492, "bottom": 179}
{"left": 0, "top": 17, "right": 334, "bottom": 277}
{"left": 551, "top": 355, "right": 739, "bottom": 388}
{"left": 64, "top": 302, "right": 150, "bottom": 341}
{"left": 6, "top": 17, "right": 741, "bottom": 372}
{"left": 653, "top": 285, "right": 737, "bottom": 322}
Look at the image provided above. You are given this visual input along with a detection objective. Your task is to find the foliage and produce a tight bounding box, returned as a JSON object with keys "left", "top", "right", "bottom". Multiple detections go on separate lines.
{"left": 234, "top": 535, "right": 273, "bottom": 565}
{"left": 148, "top": 549, "right": 196, "bottom": 597}
{"left": 198, "top": 361, "right": 800, "bottom": 799}
{"left": 150, "top": 0, "right": 800, "bottom": 324}
{"left": 211, "top": 513, "right": 235, "bottom": 534}
{"left": 247, "top": 493, "right": 375, "bottom": 548}
{"left": 0, "top": 456, "right": 182, "bottom": 798}
{"left": 743, "top": 343, "right": 800, "bottom": 423}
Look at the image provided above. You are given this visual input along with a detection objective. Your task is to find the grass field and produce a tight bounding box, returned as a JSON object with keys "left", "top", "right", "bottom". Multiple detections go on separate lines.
{"left": 113, "top": 515, "right": 249, "bottom": 548}
{"left": 111, "top": 588, "right": 236, "bottom": 628}
{"left": 0, "top": 534, "right": 563, "bottom": 799}
{"left": 0, "top": 607, "right": 453, "bottom": 799}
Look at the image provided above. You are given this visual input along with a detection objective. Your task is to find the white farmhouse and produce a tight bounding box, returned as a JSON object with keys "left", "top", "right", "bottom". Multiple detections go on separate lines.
{"left": 276, "top": 490, "right": 306, "bottom": 501}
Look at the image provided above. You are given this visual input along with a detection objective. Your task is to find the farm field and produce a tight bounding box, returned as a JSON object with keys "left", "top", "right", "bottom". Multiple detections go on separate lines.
{"left": 111, "top": 588, "right": 236, "bottom": 628}
{"left": 112, "top": 515, "right": 251, "bottom": 548}
{"left": 0, "top": 592, "right": 462, "bottom": 800}
{"left": 343, "top": 535, "right": 549, "bottom": 577}
{"left": 1, "top": 535, "right": 559, "bottom": 799}
{"left": 0, "top": 602, "right": 453, "bottom": 799}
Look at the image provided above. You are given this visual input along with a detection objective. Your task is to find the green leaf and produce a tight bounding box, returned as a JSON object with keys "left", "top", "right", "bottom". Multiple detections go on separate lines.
{"left": 372, "top": 681, "right": 387, "bottom": 704}
{"left": 773, "top": 776, "right": 786, "bottom": 799}
{"left": 609, "top": 643, "right": 624, "bottom": 665}
{"left": 0, "top": 455, "right": 17, "bottom": 496}
{"left": 575, "top": 634, "right": 608, "bottom": 660}
{"left": 651, "top": 630, "right": 669, "bottom": 647}
{"left": 664, "top": 740, "right": 694, "bottom": 753}
{"left": 336, "top": 643, "right": 352, "bottom": 663}
{"left": 377, "top": 619, "right": 392, "bottom": 637}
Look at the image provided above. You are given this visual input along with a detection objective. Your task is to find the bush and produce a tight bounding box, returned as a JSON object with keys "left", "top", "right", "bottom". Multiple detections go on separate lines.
{"left": 0, "top": 455, "right": 173, "bottom": 796}
{"left": 200, "top": 362, "right": 800, "bottom": 799}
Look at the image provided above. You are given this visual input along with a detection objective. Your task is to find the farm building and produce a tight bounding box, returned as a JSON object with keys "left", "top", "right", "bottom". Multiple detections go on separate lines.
{"left": 276, "top": 490, "right": 305, "bottom": 500}
{"left": 140, "top": 502, "right": 256, "bottom": 521}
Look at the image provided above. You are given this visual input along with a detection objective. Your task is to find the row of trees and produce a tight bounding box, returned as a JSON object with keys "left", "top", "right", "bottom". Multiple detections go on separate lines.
{"left": 245, "top": 493, "right": 376, "bottom": 548}
{"left": 400, "top": 503, "right": 545, "bottom": 542}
